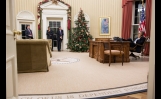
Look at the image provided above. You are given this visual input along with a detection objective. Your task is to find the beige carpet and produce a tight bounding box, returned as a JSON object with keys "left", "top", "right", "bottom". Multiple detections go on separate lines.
{"left": 18, "top": 51, "right": 149, "bottom": 94}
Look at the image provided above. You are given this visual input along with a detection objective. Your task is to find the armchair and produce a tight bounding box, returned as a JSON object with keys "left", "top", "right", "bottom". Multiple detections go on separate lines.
{"left": 16, "top": 39, "right": 52, "bottom": 73}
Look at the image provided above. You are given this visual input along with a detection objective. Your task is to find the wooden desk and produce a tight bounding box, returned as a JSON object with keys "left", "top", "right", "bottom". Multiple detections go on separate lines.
{"left": 95, "top": 38, "right": 111, "bottom": 41}
{"left": 146, "top": 41, "right": 150, "bottom": 44}
{"left": 89, "top": 41, "right": 130, "bottom": 63}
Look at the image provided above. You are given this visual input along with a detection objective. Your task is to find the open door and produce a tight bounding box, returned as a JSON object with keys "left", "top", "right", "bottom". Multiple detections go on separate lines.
{"left": 6, "top": 0, "right": 19, "bottom": 99}
{"left": 47, "top": 20, "right": 63, "bottom": 50}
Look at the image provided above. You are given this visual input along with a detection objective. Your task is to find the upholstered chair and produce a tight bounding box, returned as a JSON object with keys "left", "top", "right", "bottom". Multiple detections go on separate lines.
{"left": 103, "top": 40, "right": 124, "bottom": 66}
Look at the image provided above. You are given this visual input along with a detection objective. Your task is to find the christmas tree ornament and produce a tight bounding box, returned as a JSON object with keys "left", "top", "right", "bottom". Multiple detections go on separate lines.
{"left": 86, "top": 32, "right": 89, "bottom": 35}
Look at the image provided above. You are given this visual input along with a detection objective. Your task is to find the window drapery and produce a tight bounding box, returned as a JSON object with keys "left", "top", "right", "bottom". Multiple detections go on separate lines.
{"left": 121, "top": 0, "right": 133, "bottom": 39}
{"left": 144, "top": 0, "right": 152, "bottom": 55}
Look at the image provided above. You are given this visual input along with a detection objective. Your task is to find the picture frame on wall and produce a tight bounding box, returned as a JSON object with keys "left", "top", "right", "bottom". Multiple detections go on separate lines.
{"left": 99, "top": 17, "right": 111, "bottom": 35}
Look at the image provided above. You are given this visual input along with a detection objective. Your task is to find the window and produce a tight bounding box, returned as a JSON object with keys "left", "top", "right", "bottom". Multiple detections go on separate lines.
{"left": 131, "top": 0, "right": 146, "bottom": 40}
{"left": 21, "top": 24, "right": 29, "bottom": 39}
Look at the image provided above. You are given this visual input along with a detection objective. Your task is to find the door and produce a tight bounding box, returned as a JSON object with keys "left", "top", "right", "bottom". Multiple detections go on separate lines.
{"left": 48, "top": 20, "right": 62, "bottom": 50}
{"left": 19, "top": 23, "right": 32, "bottom": 39}
{"left": 6, "top": 0, "right": 18, "bottom": 99}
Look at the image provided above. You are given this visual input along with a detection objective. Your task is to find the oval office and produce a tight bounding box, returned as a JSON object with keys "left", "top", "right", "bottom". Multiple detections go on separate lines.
{"left": 6, "top": 0, "right": 154, "bottom": 99}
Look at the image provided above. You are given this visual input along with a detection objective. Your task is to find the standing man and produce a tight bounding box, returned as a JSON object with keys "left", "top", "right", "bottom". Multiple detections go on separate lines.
{"left": 46, "top": 26, "right": 54, "bottom": 51}
{"left": 57, "top": 26, "right": 64, "bottom": 52}
{"left": 25, "top": 25, "right": 33, "bottom": 39}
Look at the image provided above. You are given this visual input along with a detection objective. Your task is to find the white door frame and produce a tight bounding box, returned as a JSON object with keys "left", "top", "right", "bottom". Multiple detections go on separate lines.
{"left": 40, "top": 1, "right": 68, "bottom": 51}
{"left": 147, "top": 0, "right": 155, "bottom": 98}
{"left": 47, "top": 19, "right": 63, "bottom": 50}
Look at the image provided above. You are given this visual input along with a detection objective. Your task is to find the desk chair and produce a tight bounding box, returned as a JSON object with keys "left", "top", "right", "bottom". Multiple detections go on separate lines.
{"left": 103, "top": 40, "right": 124, "bottom": 66}
{"left": 129, "top": 37, "right": 148, "bottom": 59}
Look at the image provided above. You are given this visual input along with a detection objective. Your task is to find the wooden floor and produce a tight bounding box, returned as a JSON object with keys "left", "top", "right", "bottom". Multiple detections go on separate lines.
{"left": 107, "top": 92, "right": 147, "bottom": 99}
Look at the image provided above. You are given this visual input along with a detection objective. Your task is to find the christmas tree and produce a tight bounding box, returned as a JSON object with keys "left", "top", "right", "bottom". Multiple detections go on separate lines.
{"left": 68, "top": 8, "right": 93, "bottom": 52}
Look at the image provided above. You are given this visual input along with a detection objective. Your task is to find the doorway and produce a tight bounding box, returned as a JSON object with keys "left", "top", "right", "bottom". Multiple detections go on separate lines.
{"left": 48, "top": 20, "right": 62, "bottom": 50}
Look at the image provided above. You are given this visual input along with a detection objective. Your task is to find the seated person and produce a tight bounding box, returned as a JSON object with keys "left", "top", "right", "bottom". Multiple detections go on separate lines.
{"left": 122, "top": 31, "right": 146, "bottom": 55}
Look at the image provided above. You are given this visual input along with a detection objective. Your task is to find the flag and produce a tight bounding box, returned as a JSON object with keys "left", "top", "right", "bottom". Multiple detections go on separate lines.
{"left": 138, "top": 5, "right": 146, "bottom": 36}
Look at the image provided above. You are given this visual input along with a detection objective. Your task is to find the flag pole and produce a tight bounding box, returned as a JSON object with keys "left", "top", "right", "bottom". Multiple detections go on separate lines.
{"left": 141, "top": 0, "right": 144, "bottom": 7}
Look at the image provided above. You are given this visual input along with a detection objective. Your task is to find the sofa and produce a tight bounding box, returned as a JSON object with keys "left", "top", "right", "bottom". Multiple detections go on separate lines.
{"left": 16, "top": 39, "right": 52, "bottom": 73}
{"left": 47, "top": 39, "right": 52, "bottom": 50}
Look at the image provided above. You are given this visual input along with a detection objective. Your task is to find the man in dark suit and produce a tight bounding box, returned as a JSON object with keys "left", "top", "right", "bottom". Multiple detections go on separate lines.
{"left": 25, "top": 25, "right": 33, "bottom": 39}
{"left": 57, "top": 26, "right": 64, "bottom": 52}
{"left": 46, "top": 26, "right": 54, "bottom": 51}
{"left": 123, "top": 31, "right": 146, "bottom": 53}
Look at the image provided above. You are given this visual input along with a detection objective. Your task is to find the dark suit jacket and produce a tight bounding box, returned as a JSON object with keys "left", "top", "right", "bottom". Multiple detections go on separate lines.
{"left": 25, "top": 29, "right": 33, "bottom": 39}
{"left": 57, "top": 30, "right": 64, "bottom": 41}
{"left": 135, "top": 36, "right": 145, "bottom": 45}
{"left": 134, "top": 36, "right": 146, "bottom": 52}
{"left": 46, "top": 30, "right": 54, "bottom": 39}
